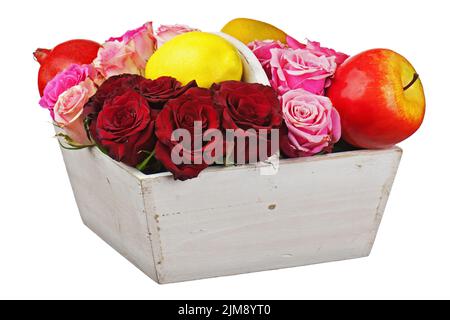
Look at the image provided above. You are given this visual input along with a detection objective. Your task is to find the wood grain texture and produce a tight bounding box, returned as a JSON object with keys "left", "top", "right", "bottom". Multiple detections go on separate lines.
{"left": 60, "top": 147, "right": 158, "bottom": 282}
{"left": 60, "top": 145, "right": 402, "bottom": 284}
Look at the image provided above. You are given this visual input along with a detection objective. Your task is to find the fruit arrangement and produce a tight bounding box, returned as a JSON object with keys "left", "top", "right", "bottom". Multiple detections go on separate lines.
{"left": 35, "top": 19, "right": 425, "bottom": 181}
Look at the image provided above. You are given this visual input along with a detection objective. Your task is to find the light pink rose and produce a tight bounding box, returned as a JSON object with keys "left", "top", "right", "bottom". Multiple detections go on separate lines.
{"left": 156, "top": 24, "right": 199, "bottom": 47}
{"left": 53, "top": 79, "right": 97, "bottom": 145}
{"left": 94, "top": 22, "right": 156, "bottom": 79}
{"left": 280, "top": 89, "right": 341, "bottom": 157}
{"left": 248, "top": 40, "right": 286, "bottom": 79}
{"left": 93, "top": 41, "right": 140, "bottom": 79}
{"left": 270, "top": 48, "right": 337, "bottom": 96}
{"left": 286, "top": 36, "right": 349, "bottom": 66}
{"left": 39, "top": 64, "right": 93, "bottom": 119}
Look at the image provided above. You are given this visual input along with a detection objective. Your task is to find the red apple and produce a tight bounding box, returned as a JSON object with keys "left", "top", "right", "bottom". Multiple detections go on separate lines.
{"left": 327, "top": 49, "right": 425, "bottom": 149}
{"left": 34, "top": 39, "right": 101, "bottom": 96}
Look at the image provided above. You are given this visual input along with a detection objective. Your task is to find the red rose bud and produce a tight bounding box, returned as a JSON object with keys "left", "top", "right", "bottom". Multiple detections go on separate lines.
{"left": 137, "top": 76, "right": 197, "bottom": 109}
{"left": 92, "top": 90, "right": 157, "bottom": 167}
{"left": 84, "top": 75, "right": 197, "bottom": 120}
{"left": 84, "top": 74, "right": 144, "bottom": 119}
{"left": 155, "top": 88, "right": 221, "bottom": 181}
{"left": 211, "top": 81, "right": 283, "bottom": 163}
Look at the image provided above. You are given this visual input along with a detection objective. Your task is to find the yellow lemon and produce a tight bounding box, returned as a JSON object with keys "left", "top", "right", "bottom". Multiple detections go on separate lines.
{"left": 145, "top": 32, "right": 243, "bottom": 88}
{"left": 221, "top": 18, "right": 287, "bottom": 45}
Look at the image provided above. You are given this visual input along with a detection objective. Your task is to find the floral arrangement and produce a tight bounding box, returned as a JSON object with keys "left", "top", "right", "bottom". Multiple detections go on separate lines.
{"left": 35, "top": 19, "right": 425, "bottom": 181}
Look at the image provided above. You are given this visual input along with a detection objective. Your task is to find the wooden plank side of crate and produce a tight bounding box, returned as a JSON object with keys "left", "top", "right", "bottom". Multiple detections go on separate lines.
{"left": 142, "top": 148, "right": 402, "bottom": 283}
{"left": 60, "top": 147, "right": 159, "bottom": 282}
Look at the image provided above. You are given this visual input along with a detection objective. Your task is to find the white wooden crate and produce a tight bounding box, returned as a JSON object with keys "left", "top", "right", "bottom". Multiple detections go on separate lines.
{"left": 60, "top": 146, "right": 402, "bottom": 284}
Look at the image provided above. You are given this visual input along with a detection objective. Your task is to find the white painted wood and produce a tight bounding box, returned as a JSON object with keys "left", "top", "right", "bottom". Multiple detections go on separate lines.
{"left": 60, "top": 145, "right": 402, "bottom": 284}
{"left": 60, "top": 146, "right": 159, "bottom": 282}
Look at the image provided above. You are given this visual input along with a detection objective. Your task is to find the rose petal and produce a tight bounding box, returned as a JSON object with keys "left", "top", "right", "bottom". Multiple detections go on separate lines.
{"left": 280, "top": 89, "right": 341, "bottom": 158}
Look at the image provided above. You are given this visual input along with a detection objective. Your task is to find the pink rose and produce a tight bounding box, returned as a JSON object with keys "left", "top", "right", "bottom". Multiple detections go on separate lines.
{"left": 280, "top": 89, "right": 341, "bottom": 157}
{"left": 53, "top": 79, "right": 97, "bottom": 145}
{"left": 286, "top": 36, "right": 349, "bottom": 66}
{"left": 156, "top": 24, "right": 199, "bottom": 47}
{"left": 270, "top": 48, "right": 337, "bottom": 96}
{"left": 93, "top": 41, "right": 141, "bottom": 79}
{"left": 94, "top": 22, "right": 156, "bottom": 79}
{"left": 248, "top": 40, "right": 286, "bottom": 79}
{"left": 39, "top": 64, "right": 93, "bottom": 119}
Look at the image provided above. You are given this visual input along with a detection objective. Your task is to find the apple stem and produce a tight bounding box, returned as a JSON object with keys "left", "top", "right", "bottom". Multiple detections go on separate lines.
{"left": 404, "top": 73, "right": 419, "bottom": 91}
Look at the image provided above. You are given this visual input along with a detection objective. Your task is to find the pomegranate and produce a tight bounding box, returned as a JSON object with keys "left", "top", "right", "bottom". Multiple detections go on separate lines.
{"left": 34, "top": 39, "right": 101, "bottom": 96}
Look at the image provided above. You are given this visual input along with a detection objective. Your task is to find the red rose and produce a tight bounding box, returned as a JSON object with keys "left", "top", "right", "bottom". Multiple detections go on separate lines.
{"left": 155, "top": 88, "right": 221, "bottom": 181}
{"left": 84, "top": 74, "right": 143, "bottom": 118}
{"left": 92, "top": 90, "right": 157, "bottom": 167}
{"left": 84, "top": 75, "right": 197, "bottom": 170}
{"left": 211, "top": 81, "right": 282, "bottom": 163}
{"left": 136, "top": 76, "right": 197, "bottom": 109}
{"left": 84, "top": 75, "right": 196, "bottom": 120}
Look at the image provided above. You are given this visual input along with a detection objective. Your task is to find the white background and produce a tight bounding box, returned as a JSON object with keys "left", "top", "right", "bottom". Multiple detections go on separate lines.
{"left": 0, "top": 0, "right": 448, "bottom": 300}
